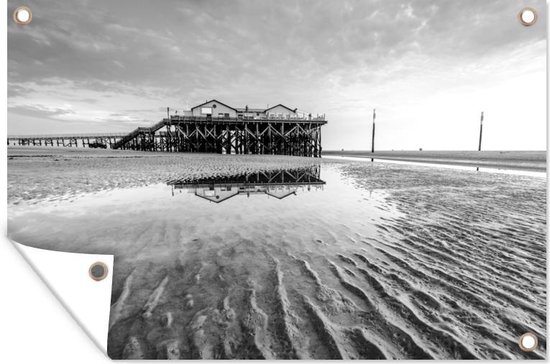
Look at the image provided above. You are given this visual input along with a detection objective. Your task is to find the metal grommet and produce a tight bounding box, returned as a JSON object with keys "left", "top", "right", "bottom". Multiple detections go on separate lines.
{"left": 518, "top": 7, "right": 537, "bottom": 27}
{"left": 518, "top": 332, "right": 538, "bottom": 352}
{"left": 13, "top": 6, "right": 32, "bottom": 25}
{"left": 89, "top": 262, "right": 109, "bottom": 281}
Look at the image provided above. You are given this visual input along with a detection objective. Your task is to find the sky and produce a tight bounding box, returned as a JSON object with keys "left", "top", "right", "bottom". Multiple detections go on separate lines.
{"left": 7, "top": 0, "right": 547, "bottom": 150}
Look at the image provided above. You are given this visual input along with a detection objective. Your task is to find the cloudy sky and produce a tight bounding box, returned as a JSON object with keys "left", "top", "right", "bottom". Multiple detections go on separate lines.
{"left": 8, "top": 0, "right": 546, "bottom": 150}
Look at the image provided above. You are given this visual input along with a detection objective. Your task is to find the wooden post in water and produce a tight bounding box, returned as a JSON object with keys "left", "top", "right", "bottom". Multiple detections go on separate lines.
{"left": 371, "top": 108, "right": 376, "bottom": 162}
{"left": 477, "top": 112, "right": 484, "bottom": 172}
{"left": 478, "top": 111, "right": 484, "bottom": 151}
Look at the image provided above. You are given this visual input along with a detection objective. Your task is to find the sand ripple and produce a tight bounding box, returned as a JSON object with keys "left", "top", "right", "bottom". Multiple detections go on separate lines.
{"left": 7, "top": 156, "right": 546, "bottom": 359}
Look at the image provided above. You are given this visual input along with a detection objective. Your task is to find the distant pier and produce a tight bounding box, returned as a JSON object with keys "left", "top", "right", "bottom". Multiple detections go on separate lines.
{"left": 7, "top": 133, "right": 126, "bottom": 148}
{"left": 7, "top": 100, "right": 327, "bottom": 157}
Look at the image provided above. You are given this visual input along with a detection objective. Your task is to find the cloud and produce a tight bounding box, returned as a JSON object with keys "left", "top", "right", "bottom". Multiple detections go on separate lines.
{"left": 9, "top": 104, "right": 75, "bottom": 119}
{"left": 7, "top": 0, "right": 547, "bottom": 149}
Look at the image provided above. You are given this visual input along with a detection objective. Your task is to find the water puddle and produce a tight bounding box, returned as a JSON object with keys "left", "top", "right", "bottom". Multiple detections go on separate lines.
{"left": 325, "top": 155, "right": 546, "bottom": 178}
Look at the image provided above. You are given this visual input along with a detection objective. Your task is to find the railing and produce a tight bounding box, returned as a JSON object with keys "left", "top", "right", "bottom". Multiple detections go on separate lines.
{"left": 7, "top": 114, "right": 326, "bottom": 140}
{"left": 8, "top": 132, "right": 128, "bottom": 139}
{"left": 167, "top": 115, "right": 327, "bottom": 122}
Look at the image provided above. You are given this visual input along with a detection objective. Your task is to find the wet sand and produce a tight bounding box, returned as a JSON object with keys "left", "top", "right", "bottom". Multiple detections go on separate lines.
{"left": 323, "top": 150, "right": 546, "bottom": 172}
{"left": 7, "top": 147, "right": 547, "bottom": 359}
{"left": 7, "top": 147, "right": 319, "bottom": 204}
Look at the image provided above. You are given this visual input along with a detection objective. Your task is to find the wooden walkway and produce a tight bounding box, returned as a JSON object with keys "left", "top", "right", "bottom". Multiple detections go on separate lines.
{"left": 7, "top": 133, "right": 127, "bottom": 148}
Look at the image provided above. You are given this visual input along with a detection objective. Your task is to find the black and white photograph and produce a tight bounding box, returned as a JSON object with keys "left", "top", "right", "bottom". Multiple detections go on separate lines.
{"left": 7, "top": 0, "right": 547, "bottom": 360}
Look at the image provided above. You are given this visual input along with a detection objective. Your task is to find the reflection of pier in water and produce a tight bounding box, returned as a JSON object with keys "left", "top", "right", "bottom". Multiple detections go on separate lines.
{"left": 169, "top": 166, "right": 325, "bottom": 203}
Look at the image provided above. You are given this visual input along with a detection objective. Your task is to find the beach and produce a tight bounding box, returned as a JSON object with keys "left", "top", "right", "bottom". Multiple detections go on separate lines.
{"left": 7, "top": 147, "right": 547, "bottom": 359}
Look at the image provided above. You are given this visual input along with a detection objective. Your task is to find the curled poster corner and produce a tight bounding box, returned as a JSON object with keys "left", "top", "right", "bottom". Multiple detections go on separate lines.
{"left": 12, "top": 241, "right": 113, "bottom": 355}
